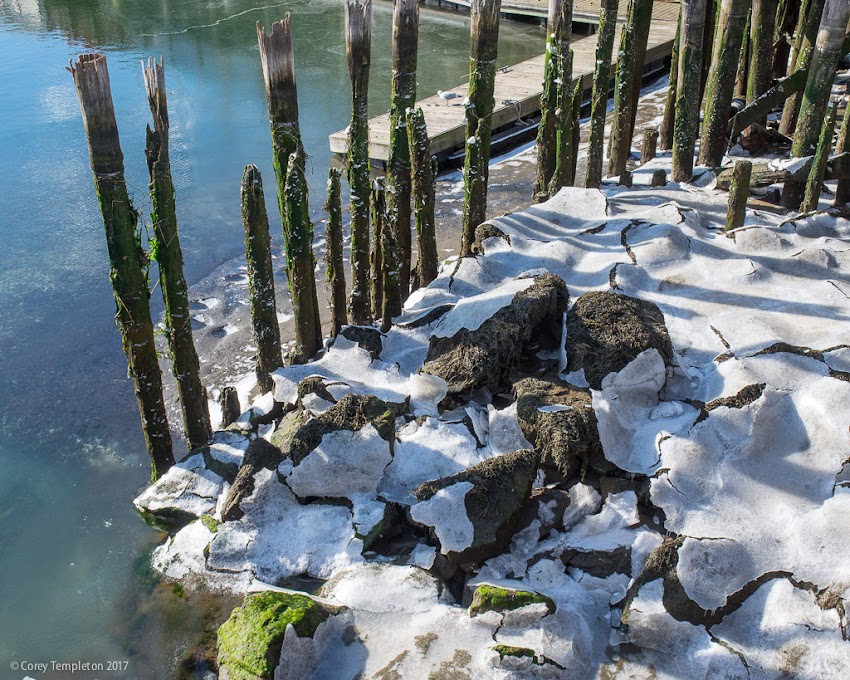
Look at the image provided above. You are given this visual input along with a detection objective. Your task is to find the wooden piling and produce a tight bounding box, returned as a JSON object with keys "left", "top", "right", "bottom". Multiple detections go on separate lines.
{"left": 745, "top": 0, "right": 778, "bottom": 129}
{"left": 772, "top": 0, "right": 798, "bottom": 79}
{"left": 142, "top": 57, "right": 211, "bottom": 450}
{"left": 734, "top": 7, "right": 751, "bottom": 99}
{"left": 834, "top": 106, "right": 850, "bottom": 206}
{"left": 535, "top": 0, "right": 572, "bottom": 199}
{"left": 381, "top": 205, "right": 401, "bottom": 333}
{"left": 387, "top": 0, "right": 419, "bottom": 300}
{"left": 324, "top": 168, "right": 347, "bottom": 337}
{"left": 698, "top": 0, "right": 719, "bottom": 101}
{"left": 726, "top": 159, "right": 752, "bottom": 230}
{"left": 779, "top": 0, "right": 825, "bottom": 135}
{"left": 784, "top": 0, "right": 850, "bottom": 209}
{"left": 407, "top": 108, "right": 438, "bottom": 288}
{"left": 607, "top": 0, "right": 655, "bottom": 178}
{"left": 283, "top": 145, "right": 323, "bottom": 362}
{"left": 370, "top": 179, "right": 386, "bottom": 319}
{"left": 461, "top": 0, "right": 502, "bottom": 253}
{"left": 659, "top": 8, "right": 681, "bottom": 152}
{"left": 642, "top": 127, "right": 659, "bottom": 163}
{"left": 585, "top": 0, "right": 619, "bottom": 188}
{"left": 70, "top": 54, "right": 174, "bottom": 479}
{"left": 672, "top": 0, "right": 708, "bottom": 183}
{"left": 218, "top": 386, "right": 241, "bottom": 428}
{"left": 345, "top": 0, "right": 373, "bottom": 324}
{"left": 257, "top": 18, "right": 322, "bottom": 362}
{"left": 567, "top": 78, "right": 582, "bottom": 186}
{"left": 786, "top": 0, "right": 812, "bottom": 77}
{"left": 699, "top": 0, "right": 750, "bottom": 167}
{"left": 241, "top": 165, "right": 283, "bottom": 393}
{"left": 619, "top": 170, "right": 633, "bottom": 186}
{"left": 801, "top": 101, "right": 837, "bottom": 212}
{"left": 549, "top": 1, "right": 576, "bottom": 194}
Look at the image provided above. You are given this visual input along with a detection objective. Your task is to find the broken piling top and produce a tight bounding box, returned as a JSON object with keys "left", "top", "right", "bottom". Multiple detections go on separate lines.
{"left": 142, "top": 56, "right": 169, "bottom": 138}
{"left": 69, "top": 53, "right": 124, "bottom": 176}
{"left": 345, "top": 0, "right": 372, "bottom": 75}
{"left": 257, "top": 16, "right": 300, "bottom": 128}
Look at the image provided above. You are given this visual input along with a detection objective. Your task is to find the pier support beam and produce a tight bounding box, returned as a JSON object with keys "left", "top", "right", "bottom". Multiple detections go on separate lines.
{"left": 324, "top": 168, "right": 347, "bottom": 337}
{"left": 585, "top": 0, "right": 618, "bottom": 188}
{"left": 672, "top": 0, "right": 708, "bottom": 182}
{"left": 407, "top": 108, "right": 439, "bottom": 288}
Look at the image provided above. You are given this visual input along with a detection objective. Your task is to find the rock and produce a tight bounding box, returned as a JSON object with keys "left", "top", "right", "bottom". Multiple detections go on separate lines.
{"left": 513, "top": 377, "right": 607, "bottom": 478}
{"left": 565, "top": 291, "right": 673, "bottom": 390}
{"left": 332, "top": 325, "right": 383, "bottom": 360}
{"left": 217, "top": 591, "right": 333, "bottom": 680}
{"left": 287, "top": 394, "right": 401, "bottom": 466}
{"left": 559, "top": 545, "right": 632, "bottom": 578}
{"left": 220, "top": 440, "right": 284, "bottom": 522}
{"left": 473, "top": 222, "right": 510, "bottom": 253}
{"left": 469, "top": 584, "right": 555, "bottom": 618}
{"left": 423, "top": 273, "right": 569, "bottom": 394}
{"left": 269, "top": 409, "right": 310, "bottom": 454}
{"left": 411, "top": 449, "right": 541, "bottom": 564}
{"left": 513, "top": 487, "right": 572, "bottom": 540}
{"left": 219, "top": 387, "right": 241, "bottom": 428}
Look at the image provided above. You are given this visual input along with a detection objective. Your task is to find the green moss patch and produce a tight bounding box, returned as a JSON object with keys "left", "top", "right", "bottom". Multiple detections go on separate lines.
{"left": 217, "top": 592, "right": 329, "bottom": 680}
{"left": 469, "top": 585, "right": 555, "bottom": 618}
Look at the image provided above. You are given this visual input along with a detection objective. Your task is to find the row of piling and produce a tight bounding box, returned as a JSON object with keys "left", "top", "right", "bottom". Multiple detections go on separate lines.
{"left": 73, "top": 0, "right": 850, "bottom": 479}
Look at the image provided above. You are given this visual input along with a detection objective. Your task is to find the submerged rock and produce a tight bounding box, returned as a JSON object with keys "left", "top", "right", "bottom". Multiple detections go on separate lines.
{"left": 411, "top": 449, "right": 541, "bottom": 564}
{"left": 513, "top": 377, "right": 606, "bottom": 478}
{"left": 217, "top": 591, "right": 334, "bottom": 680}
{"left": 566, "top": 291, "right": 673, "bottom": 390}
{"left": 423, "top": 273, "right": 568, "bottom": 394}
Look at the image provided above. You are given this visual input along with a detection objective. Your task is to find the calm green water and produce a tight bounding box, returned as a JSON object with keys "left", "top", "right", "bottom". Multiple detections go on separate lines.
{"left": 0, "top": 1, "right": 543, "bottom": 677}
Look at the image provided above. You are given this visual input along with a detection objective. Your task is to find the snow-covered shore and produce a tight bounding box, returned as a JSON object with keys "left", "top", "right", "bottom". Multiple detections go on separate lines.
{"left": 136, "top": 151, "right": 850, "bottom": 679}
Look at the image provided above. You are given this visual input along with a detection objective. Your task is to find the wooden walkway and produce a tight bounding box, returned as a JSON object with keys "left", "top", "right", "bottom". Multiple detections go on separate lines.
{"left": 328, "top": 19, "right": 679, "bottom": 165}
{"left": 423, "top": 0, "right": 681, "bottom": 24}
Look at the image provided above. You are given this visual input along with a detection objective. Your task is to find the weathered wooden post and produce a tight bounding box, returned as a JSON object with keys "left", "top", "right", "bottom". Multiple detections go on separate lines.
{"left": 772, "top": 0, "right": 798, "bottom": 79}
{"left": 698, "top": 0, "right": 750, "bottom": 167}
{"left": 660, "top": 8, "right": 681, "bottom": 151}
{"left": 585, "top": 0, "right": 619, "bottom": 188}
{"left": 699, "top": 0, "right": 719, "bottom": 99}
{"left": 258, "top": 18, "right": 323, "bottom": 362}
{"left": 726, "top": 159, "right": 752, "bottom": 230}
{"left": 370, "top": 179, "right": 386, "bottom": 319}
{"left": 407, "top": 108, "right": 438, "bottom": 287}
{"left": 387, "top": 0, "right": 419, "bottom": 299}
{"left": 786, "top": 0, "right": 812, "bottom": 76}
{"left": 745, "top": 0, "right": 778, "bottom": 129}
{"left": 619, "top": 170, "right": 634, "bottom": 187}
{"left": 461, "top": 0, "right": 502, "bottom": 255}
{"left": 734, "top": 8, "right": 751, "bottom": 99}
{"left": 783, "top": 0, "right": 850, "bottom": 209}
{"left": 324, "top": 168, "right": 347, "bottom": 337}
{"left": 142, "top": 57, "right": 212, "bottom": 450}
{"left": 607, "top": 0, "right": 655, "bottom": 178}
{"left": 672, "top": 0, "right": 708, "bottom": 183}
{"left": 70, "top": 54, "right": 174, "bottom": 479}
{"left": 345, "top": 0, "right": 373, "bottom": 323}
{"left": 535, "top": 0, "right": 572, "bottom": 198}
{"left": 642, "top": 127, "right": 659, "bottom": 163}
{"left": 650, "top": 168, "right": 667, "bottom": 186}
{"left": 381, "top": 207, "right": 401, "bottom": 333}
{"left": 549, "top": 1, "right": 576, "bottom": 194}
{"left": 218, "top": 386, "right": 241, "bottom": 428}
{"left": 779, "top": 0, "right": 825, "bottom": 134}
{"left": 834, "top": 106, "right": 850, "bottom": 206}
{"left": 801, "top": 101, "right": 837, "bottom": 212}
{"left": 567, "top": 79, "right": 582, "bottom": 186}
{"left": 241, "top": 165, "right": 283, "bottom": 392}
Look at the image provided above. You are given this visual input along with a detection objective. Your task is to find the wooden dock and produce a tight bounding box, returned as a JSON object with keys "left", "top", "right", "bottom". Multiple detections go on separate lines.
{"left": 425, "top": 0, "right": 681, "bottom": 25}
{"left": 328, "top": 19, "right": 679, "bottom": 167}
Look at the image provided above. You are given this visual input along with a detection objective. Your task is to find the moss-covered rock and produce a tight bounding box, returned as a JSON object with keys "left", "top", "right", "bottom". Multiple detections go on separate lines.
{"left": 200, "top": 514, "right": 220, "bottom": 533}
{"left": 217, "top": 592, "right": 330, "bottom": 680}
{"left": 492, "top": 645, "right": 563, "bottom": 669}
{"left": 288, "top": 394, "right": 402, "bottom": 465}
{"left": 513, "top": 376, "right": 609, "bottom": 478}
{"left": 566, "top": 291, "right": 673, "bottom": 390}
{"left": 423, "top": 273, "right": 569, "bottom": 394}
{"left": 413, "top": 449, "right": 541, "bottom": 563}
{"left": 469, "top": 585, "right": 555, "bottom": 617}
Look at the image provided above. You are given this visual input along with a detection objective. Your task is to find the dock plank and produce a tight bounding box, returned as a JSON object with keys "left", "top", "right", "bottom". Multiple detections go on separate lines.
{"left": 329, "top": 19, "right": 678, "bottom": 163}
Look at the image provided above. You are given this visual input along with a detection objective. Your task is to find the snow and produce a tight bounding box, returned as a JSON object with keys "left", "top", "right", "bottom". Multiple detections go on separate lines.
{"left": 134, "top": 453, "right": 225, "bottom": 519}
{"left": 409, "top": 481, "right": 475, "bottom": 554}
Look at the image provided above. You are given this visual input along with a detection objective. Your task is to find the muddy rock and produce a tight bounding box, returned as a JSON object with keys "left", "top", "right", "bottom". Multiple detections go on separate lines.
{"left": 566, "top": 291, "right": 673, "bottom": 390}
{"left": 423, "top": 274, "right": 569, "bottom": 394}
{"left": 513, "top": 377, "right": 607, "bottom": 478}
{"left": 220, "top": 439, "right": 284, "bottom": 522}
{"left": 412, "top": 449, "right": 541, "bottom": 564}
